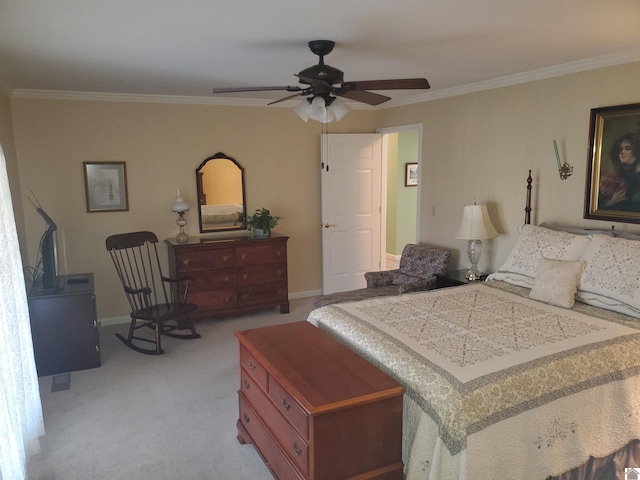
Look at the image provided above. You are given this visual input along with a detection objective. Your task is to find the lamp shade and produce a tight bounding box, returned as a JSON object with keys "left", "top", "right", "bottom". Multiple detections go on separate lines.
{"left": 455, "top": 204, "right": 498, "bottom": 240}
{"left": 294, "top": 96, "right": 350, "bottom": 123}
{"left": 171, "top": 190, "right": 189, "bottom": 212}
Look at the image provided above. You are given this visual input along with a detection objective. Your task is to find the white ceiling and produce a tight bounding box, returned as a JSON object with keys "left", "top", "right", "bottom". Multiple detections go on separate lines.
{"left": 1, "top": 0, "right": 640, "bottom": 108}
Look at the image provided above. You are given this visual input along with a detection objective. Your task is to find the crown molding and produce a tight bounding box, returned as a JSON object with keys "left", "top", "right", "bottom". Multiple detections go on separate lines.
{"left": 10, "top": 48, "right": 640, "bottom": 108}
{"left": 383, "top": 48, "right": 640, "bottom": 108}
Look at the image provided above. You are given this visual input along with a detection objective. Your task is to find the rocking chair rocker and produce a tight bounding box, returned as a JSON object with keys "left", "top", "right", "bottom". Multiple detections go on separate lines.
{"left": 106, "top": 231, "right": 200, "bottom": 355}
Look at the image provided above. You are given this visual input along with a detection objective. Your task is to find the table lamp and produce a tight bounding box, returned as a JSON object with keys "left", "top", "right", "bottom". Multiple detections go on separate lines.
{"left": 171, "top": 190, "right": 189, "bottom": 244}
{"left": 455, "top": 203, "right": 499, "bottom": 281}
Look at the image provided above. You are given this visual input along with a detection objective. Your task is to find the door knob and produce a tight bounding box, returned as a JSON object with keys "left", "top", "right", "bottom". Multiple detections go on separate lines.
{"left": 324, "top": 223, "right": 336, "bottom": 228}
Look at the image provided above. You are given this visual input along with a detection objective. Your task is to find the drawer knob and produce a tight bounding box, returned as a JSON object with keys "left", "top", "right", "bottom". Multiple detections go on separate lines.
{"left": 243, "top": 413, "right": 250, "bottom": 424}
{"left": 242, "top": 379, "right": 250, "bottom": 390}
{"left": 281, "top": 398, "right": 291, "bottom": 411}
{"left": 248, "top": 361, "right": 256, "bottom": 371}
{"left": 221, "top": 254, "right": 229, "bottom": 262}
{"left": 241, "top": 253, "right": 248, "bottom": 261}
{"left": 242, "top": 273, "right": 249, "bottom": 280}
{"left": 293, "top": 442, "right": 302, "bottom": 456}
{"left": 182, "top": 258, "right": 190, "bottom": 266}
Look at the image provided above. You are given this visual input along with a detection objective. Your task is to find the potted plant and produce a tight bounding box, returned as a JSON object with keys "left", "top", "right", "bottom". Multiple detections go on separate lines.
{"left": 239, "top": 208, "right": 281, "bottom": 237}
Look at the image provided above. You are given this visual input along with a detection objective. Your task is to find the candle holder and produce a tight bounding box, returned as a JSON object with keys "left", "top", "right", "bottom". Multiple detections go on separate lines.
{"left": 554, "top": 139, "right": 573, "bottom": 180}
{"left": 559, "top": 161, "right": 573, "bottom": 180}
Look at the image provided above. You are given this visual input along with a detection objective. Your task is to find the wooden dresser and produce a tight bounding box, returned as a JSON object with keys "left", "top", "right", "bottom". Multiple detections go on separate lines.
{"left": 235, "top": 321, "right": 404, "bottom": 480}
{"left": 165, "top": 233, "right": 289, "bottom": 321}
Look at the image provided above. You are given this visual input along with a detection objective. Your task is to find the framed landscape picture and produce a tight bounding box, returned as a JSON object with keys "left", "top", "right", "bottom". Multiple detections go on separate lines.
{"left": 83, "top": 161, "right": 129, "bottom": 212}
{"left": 584, "top": 103, "right": 640, "bottom": 224}
{"left": 405, "top": 162, "right": 418, "bottom": 187}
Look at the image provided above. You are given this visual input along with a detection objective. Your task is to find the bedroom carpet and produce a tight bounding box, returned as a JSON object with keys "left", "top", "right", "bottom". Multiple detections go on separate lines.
{"left": 26, "top": 297, "right": 316, "bottom": 480}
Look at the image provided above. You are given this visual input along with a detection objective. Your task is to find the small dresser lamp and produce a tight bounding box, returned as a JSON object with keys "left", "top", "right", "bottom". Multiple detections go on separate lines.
{"left": 455, "top": 203, "right": 499, "bottom": 281}
{"left": 171, "top": 190, "right": 189, "bottom": 244}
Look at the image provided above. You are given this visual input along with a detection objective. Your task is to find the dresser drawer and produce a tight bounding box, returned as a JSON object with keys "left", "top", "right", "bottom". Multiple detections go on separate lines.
{"left": 236, "top": 242, "right": 287, "bottom": 266}
{"left": 188, "top": 290, "right": 235, "bottom": 310}
{"left": 187, "top": 270, "right": 235, "bottom": 292}
{"left": 175, "top": 247, "right": 235, "bottom": 271}
{"left": 238, "top": 282, "right": 288, "bottom": 307}
{"left": 240, "top": 372, "right": 309, "bottom": 475}
{"left": 238, "top": 394, "right": 305, "bottom": 480}
{"left": 239, "top": 345, "right": 268, "bottom": 391}
{"left": 237, "top": 263, "right": 287, "bottom": 287}
{"left": 269, "top": 376, "right": 309, "bottom": 439}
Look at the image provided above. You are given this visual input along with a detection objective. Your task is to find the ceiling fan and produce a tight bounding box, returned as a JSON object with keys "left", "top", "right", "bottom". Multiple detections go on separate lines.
{"left": 212, "top": 40, "right": 430, "bottom": 107}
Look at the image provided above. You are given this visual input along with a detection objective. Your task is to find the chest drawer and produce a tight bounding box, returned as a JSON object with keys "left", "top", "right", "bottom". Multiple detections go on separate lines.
{"left": 269, "top": 376, "right": 309, "bottom": 439}
{"left": 240, "top": 373, "right": 309, "bottom": 475}
{"left": 175, "top": 247, "right": 235, "bottom": 271}
{"left": 237, "top": 263, "right": 287, "bottom": 287}
{"left": 239, "top": 345, "right": 268, "bottom": 391}
{"left": 238, "top": 393, "right": 305, "bottom": 480}
{"left": 237, "top": 242, "right": 287, "bottom": 266}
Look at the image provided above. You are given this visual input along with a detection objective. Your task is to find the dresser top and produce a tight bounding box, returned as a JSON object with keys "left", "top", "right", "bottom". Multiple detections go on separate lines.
{"left": 236, "top": 321, "right": 404, "bottom": 413}
{"left": 165, "top": 231, "right": 288, "bottom": 247}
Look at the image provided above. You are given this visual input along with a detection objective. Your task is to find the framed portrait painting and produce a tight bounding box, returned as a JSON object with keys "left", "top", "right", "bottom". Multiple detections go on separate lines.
{"left": 83, "top": 161, "right": 129, "bottom": 212}
{"left": 584, "top": 103, "right": 640, "bottom": 224}
{"left": 405, "top": 163, "right": 418, "bottom": 187}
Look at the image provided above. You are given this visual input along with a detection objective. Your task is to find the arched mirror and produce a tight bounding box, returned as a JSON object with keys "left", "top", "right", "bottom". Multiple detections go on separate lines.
{"left": 196, "top": 152, "right": 247, "bottom": 233}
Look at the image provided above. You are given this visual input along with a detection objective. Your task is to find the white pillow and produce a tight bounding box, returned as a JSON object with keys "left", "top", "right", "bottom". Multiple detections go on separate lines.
{"left": 488, "top": 224, "right": 592, "bottom": 288}
{"left": 576, "top": 234, "right": 640, "bottom": 317}
{"left": 529, "top": 258, "right": 585, "bottom": 308}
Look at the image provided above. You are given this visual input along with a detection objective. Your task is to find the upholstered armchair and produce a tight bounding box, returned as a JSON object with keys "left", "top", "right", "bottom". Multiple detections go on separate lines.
{"left": 364, "top": 244, "right": 451, "bottom": 294}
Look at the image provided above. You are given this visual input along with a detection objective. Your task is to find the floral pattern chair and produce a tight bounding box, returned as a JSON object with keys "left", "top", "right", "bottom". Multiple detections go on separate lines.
{"left": 313, "top": 244, "right": 451, "bottom": 308}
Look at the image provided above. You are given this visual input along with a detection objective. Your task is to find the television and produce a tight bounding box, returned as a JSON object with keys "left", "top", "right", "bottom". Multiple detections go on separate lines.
{"left": 30, "top": 194, "right": 60, "bottom": 291}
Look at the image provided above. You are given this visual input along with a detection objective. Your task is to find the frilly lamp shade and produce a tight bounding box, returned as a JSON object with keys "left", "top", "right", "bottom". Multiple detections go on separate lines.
{"left": 455, "top": 203, "right": 499, "bottom": 281}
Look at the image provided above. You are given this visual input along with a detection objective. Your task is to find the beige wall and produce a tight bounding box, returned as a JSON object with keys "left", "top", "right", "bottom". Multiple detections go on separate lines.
{"left": 378, "top": 61, "right": 640, "bottom": 273}
{"left": 0, "top": 90, "right": 27, "bottom": 256}
{"left": 9, "top": 98, "right": 376, "bottom": 320}
{"left": 5, "top": 60, "right": 640, "bottom": 320}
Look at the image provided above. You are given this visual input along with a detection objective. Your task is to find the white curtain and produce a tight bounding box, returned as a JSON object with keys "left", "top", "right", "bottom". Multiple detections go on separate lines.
{"left": 0, "top": 147, "right": 44, "bottom": 479}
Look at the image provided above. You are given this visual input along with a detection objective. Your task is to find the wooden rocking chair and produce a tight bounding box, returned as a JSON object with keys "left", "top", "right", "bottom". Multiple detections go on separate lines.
{"left": 106, "top": 231, "right": 200, "bottom": 355}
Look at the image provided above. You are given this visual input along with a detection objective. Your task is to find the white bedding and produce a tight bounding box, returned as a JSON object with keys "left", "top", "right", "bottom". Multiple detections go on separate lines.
{"left": 200, "top": 203, "right": 242, "bottom": 227}
{"left": 307, "top": 281, "right": 640, "bottom": 479}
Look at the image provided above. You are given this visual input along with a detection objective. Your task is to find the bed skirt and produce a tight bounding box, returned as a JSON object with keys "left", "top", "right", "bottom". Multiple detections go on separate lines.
{"left": 548, "top": 439, "right": 640, "bottom": 480}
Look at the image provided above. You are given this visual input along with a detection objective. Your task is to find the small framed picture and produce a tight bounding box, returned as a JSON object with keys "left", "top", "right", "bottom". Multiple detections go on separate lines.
{"left": 83, "top": 161, "right": 129, "bottom": 212}
{"left": 405, "top": 162, "right": 418, "bottom": 187}
{"left": 584, "top": 103, "right": 640, "bottom": 224}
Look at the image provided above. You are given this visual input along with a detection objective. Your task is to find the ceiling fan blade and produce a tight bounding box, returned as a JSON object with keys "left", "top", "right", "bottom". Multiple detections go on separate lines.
{"left": 335, "top": 89, "right": 391, "bottom": 106}
{"left": 294, "top": 74, "right": 335, "bottom": 90}
{"left": 212, "top": 86, "right": 301, "bottom": 94}
{"left": 343, "top": 78, "right": 430, "bottom": 91}
{"left": 267, "top": 92, "right": 308, "bottom": 105}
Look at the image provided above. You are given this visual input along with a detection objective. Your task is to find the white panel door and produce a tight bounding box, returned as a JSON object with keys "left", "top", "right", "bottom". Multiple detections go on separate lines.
{"left": 321, "top": 133, "right": 382, "bottom": 294}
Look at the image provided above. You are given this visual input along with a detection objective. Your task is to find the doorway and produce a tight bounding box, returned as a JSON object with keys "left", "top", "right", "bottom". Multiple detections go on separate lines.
{"left": 379, "top": 124, "right": 422, "bottom": 269}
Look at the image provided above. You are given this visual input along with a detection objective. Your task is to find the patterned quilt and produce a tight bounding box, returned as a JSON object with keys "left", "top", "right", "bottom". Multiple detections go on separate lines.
{"left": 308, "top": 281, "right": 640, "bottom": 479}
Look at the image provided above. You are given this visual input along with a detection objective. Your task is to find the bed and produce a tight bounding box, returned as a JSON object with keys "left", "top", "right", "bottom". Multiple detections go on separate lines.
{"left": 307, "top": 172, "right": 640, "bottom": 479}
{"left": 199, "top": 203, "right": 243, "bottom": 229}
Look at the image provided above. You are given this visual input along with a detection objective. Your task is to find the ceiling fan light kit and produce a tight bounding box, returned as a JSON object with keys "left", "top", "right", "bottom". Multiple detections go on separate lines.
{"left": 294, "top": 95, "right": 350, "bottom": 123}
{"left": 212, "top": 40, "right": 430, "bottom": 123}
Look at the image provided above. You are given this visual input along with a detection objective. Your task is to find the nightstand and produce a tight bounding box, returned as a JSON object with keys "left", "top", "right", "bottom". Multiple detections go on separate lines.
{"left": 435, "top": 269, "right": 488, "bottom": 288}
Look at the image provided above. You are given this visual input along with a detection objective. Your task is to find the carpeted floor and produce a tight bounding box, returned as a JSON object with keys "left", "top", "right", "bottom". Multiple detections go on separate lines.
{"left": 27, "top": 297, "right": 317, "bottom": 480}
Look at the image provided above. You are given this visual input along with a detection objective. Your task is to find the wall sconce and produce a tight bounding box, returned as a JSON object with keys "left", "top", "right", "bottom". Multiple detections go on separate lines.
{"left": 171, "top": 190, "right": 189, "bottom": 244}
{"left": 455, "top": 203, "right": 499, "bottom": 281}
{"left": 554, "top": 139, "right": 573, "bottom": 180}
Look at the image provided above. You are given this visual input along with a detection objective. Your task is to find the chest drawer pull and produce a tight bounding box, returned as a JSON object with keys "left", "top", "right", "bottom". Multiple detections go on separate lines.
{"left": 281, "top": 398, "right": 291, "bottom": 411}
{"left": 243, "top": 413, "right": 250, "bottom": 424}
{"left": 242, "top": 273, "right": 249, "bottom": 280}
{"left": 221, "top": 255, "right": 229, "bottom": 262}
{"left": 292, "top": 442, "right": 302, "bottom": 456}
{"left": 248, "top": 360, "right": 256, "bottom": 371}
{"left": 241, "top": 252, "right": 248, "bottom": 261}
{"left": 242, "top": 379, "right": 251, "bottom": 390}
{"left": 181, "top": 258, "right": 190, "bottom": 266}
